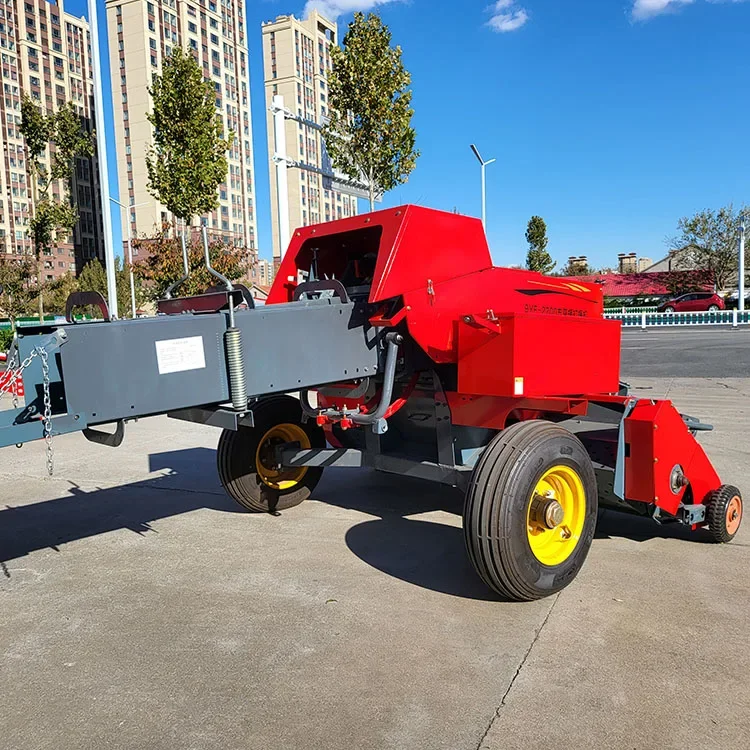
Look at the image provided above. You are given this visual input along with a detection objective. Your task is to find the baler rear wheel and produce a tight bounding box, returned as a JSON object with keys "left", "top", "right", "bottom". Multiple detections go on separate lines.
{"left": 217, "top": 396, "right": 326, "bottom": 513}
{"left": 706, "top": 485, "right": 743, "bottom": 543}
{"left": 463, "top": 421, "right": 598, "bottom": 601}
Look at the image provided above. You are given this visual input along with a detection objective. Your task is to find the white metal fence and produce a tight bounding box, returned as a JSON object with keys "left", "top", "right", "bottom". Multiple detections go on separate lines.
{"left": 604, "top": 309, "right": 750, "bottom": 328}
{"left": 604, "top": 306, "right": 659, "bottom": 315}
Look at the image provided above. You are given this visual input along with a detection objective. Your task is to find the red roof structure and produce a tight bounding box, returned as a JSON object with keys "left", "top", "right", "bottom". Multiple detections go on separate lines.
{"left": 558, "top": 271, "right": 713, "bottom": 298}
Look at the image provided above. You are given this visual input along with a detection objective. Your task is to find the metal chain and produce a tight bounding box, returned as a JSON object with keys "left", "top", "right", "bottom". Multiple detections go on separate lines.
{"left": 7, "top": 346, "right": 18, "bottom": 409}
{"left": 39, "top": 347, "right": 54, "bottom": 476}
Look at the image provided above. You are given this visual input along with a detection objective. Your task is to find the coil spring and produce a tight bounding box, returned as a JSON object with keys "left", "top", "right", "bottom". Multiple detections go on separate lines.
{"left": 224, "top": 327, "right": 248, "bottom": 411}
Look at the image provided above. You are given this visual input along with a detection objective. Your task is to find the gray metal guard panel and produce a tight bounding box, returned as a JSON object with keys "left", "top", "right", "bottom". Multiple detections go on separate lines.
{"left": 238, "top": 300, "right": 378, "bottom": 396}
{"left": 58, "top": 299, "right": 378, "bottom": 425}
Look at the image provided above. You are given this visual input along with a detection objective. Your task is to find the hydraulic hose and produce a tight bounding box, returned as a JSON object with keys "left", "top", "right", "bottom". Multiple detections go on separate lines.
{"left": 301, "top": 332, "right": 403, "bottom": 426}
{"left": 349, "top": 333, "right": 402, "bottom": 425}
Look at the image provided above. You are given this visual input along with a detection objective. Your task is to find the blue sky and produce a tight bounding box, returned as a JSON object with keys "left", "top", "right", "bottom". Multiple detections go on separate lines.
{"left": 70, "top": 0, "right": 749, "bottom": 268}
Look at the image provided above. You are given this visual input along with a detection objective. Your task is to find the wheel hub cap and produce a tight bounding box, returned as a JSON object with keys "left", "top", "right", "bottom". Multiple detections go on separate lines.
{"left": 527, "top": 466, "right": 587, "bottom": 567}
{"left": 255, "top": 423, "right": 311, "bottom": 491}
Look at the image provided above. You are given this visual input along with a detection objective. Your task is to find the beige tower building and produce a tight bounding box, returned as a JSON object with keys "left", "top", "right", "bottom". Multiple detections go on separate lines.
{"left": 262, "top": 11, "right": 359, "bottom": 261}
{"left": 0, "top": 0, "right": 103, "bottom": 281}
{"left": 106, "top": 0, "right": 257, "bottom": 253}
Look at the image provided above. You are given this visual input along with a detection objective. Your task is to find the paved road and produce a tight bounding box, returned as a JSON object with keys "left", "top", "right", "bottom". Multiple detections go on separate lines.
{"left": 2, "top": 376, "right": 750, "bottom": 750}
{"left": 621, "top": 326, "right": 750, "bottom": 378}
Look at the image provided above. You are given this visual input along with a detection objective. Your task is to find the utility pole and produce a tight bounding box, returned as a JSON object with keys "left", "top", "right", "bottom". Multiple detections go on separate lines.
{"left": 110, "top": 198, "right": 147, "bottom": 319}
{"left": 740, "top": 212, "right": 746, "bottom": 313}
{"left": 470, "top": 144, "right": 496, "bottom": 231}
{"left": 87, "top": 0, "right": 118, "bottom": 319}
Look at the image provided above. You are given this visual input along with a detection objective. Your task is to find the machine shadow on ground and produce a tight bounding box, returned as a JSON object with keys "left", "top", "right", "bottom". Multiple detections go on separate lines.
{"left": 1, "top": 447, "right": 724, "bottom": 590}
{"left": 0, "top": 448, "right": 240, "bottom": 568}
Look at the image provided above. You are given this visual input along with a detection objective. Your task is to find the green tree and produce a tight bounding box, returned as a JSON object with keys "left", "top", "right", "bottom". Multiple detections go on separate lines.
{"left": 146, "top": 47, "right": 231, "bottom": 228}
{"left": 324, "top": 12, "right": 419, "bottom": 211}
{"left": 78, "top": 257, "right": 140, "bottom": 318}
{"left": 525, "top": 216, "right": 555, "bottom": 274}
{"left": 0, "top": 258, "right": 36, "bottom": 326}
{"left": 561, "top": 260, "right": 591, "bottom": 277}
{"left": 132, "top": 231, "right": 247, "bottom": 301}
{"left": 20, "top": 97, "right": 94, "bottom": 321}
{"left": 43, "top": 271, "right": 79, "bottom": 315}
{"left": 671, "top": 205, "right": 745, "bottom": 291}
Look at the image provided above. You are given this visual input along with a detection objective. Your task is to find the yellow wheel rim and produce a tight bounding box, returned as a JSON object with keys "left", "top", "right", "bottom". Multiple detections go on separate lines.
{"left": 255, "top": 423, "right": 311, "bottom": 491}
{"left": 526, "top": 465, "right": 586, "bottom": 566}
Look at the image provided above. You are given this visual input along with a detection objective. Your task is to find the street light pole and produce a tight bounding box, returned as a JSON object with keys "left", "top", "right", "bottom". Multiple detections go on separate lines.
{"left": 740, "top": 213, "right": 746, "bottom": 313}
{"left": 110, "top": 198, "right": 147, "bottom": 319}
{"left": 470, "top": 144, "right": 496, "bottom": 231}
{"left": 87, "top": 0, "right": 118, "bottom": 319}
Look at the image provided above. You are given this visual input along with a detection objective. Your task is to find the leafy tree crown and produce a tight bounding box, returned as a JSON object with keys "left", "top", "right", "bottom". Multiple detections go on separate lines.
{"left": 146, "top": 47, "right": 231, "bottom": 223}
{"left": 323, "top": 13, "right": 419, "bottom": 209}
{"left": 525, "top": 216, "right": 555, "bottom": 274}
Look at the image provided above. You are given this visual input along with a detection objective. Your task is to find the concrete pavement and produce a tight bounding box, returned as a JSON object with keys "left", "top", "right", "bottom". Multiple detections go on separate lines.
{"left": 1, "top": 374, "right": 749, "bottom": 748}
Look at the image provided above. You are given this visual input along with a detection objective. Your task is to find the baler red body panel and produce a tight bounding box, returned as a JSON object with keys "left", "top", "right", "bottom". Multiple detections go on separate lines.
{"left": 457, "top": 313, "right": 621, "bottom": 398}
{"left": 268, "top": 204, "right": 726, "bottom": 517}
{"left": 624, "top": 400, "right": 721, "bottom": 514}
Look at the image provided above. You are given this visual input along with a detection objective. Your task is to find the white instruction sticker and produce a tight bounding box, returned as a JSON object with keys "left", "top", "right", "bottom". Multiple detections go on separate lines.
{"left": 155, "top": 336, "right": 206, "bottom": 375}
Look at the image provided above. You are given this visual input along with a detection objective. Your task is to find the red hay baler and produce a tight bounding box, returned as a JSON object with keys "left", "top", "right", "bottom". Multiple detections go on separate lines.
{"left": 5, "top": 205, "right": 741, "bottom": 602}
{"left": 243, "top": 205, "right": 740, "bottom": 600}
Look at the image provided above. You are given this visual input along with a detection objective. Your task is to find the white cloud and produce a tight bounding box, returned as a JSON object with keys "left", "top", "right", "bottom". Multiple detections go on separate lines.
{"left": 632, "top": 0, "right": 694, "bottom": 20}
{"left": 303, "top": 0, "right": 400, "bottom": 20}
{"left": 487, "top": 0, "right": 529, "bottom": 32}
{"left": 631, "top": 0, "right": 749, "bottom": 20}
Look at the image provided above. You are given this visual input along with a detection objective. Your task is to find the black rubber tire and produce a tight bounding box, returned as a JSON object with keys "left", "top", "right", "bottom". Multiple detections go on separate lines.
{"left": 706, "top": 485, "right": 743, "bottom": 543}
{"left": 463, "top": 421, "right": 598, "bottom": 601}
{"left": 664, "top": 306, "right": 675, "bottom": 313}
{"left": 708, "top": 305, "right": 719, "bottom": 312}
{"left": 217, "top": 396, "right": 326, "bottom": 513}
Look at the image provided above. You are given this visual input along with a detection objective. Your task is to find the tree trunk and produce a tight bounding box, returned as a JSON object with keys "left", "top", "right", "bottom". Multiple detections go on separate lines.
{"left": 30, "top": 175, "right": 44, "bottom": 322}
{"left": 37, "top": 254, "right": 44, "bottom": 322}
{"left": 368, "top": 174, "right": 375, "bottom": 213}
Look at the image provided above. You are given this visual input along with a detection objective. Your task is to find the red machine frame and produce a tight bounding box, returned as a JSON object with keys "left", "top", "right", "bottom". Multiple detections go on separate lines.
{"left": 267, "top": 205, "right": 723, "bottom": 521}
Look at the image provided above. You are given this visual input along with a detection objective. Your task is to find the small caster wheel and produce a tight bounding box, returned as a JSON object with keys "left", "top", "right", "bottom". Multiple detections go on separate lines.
{"left": 706, "top": 485, "right": 743, "bottom": 543}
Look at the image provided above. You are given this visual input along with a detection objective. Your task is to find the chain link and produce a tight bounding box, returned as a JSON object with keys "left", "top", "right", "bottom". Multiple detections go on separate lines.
{"left": 39, "top": 347, "right": 53, "bottom": 476}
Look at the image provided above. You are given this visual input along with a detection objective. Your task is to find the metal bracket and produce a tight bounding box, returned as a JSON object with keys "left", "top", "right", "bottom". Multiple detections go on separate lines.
{"left": 168, "top": 406, "right": 255, "bottom": 431}
{"left": 680, "top": 503, "right": 707, "bottom": 526}
{"left": 293, "top": 279, "right": 349, "bottom": 303}
{"left": 83, "top": 420, "right": 125, "bottom": 448}
{"left": 65, "top": 291, "right": 110, "bottom": 322}
{"left": 613, "top": 399, "right": 638, "bottom": 500}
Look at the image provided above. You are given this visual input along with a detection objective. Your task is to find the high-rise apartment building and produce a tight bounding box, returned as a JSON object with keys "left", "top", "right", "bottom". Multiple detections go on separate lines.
{"left": 248, "top": 256, "right": 275, "bottom": 289}
{"left": 106, "top": 0, "right": 257, "bottom": 253}
{"left": 262, "top": 11, "right": 359, "bottom": 260}
{"left": 0, "top": 0, "right": 103, "bottom": 281}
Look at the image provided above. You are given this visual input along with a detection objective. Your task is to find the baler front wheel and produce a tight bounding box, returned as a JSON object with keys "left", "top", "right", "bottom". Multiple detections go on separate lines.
{"left": 217, "top": 396, "right": 326, "bottom": 513}
{"left": 463, "top": 421, "right": 598, "bottom": 601}
{"left": 706, "top": 485, "right": 743, "bottom": 543}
